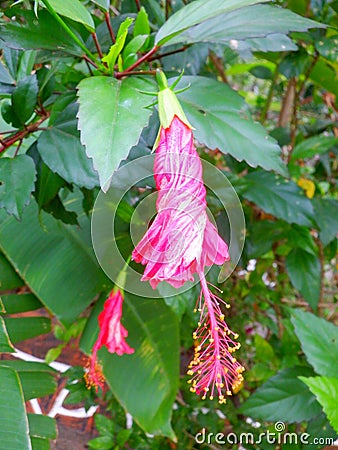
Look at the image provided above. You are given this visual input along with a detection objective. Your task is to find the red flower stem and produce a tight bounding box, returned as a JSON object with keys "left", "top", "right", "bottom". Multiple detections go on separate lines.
{"left": 135, "top": 0, "right": 141, "bottom": 11}
{"left": 0, "top": 112, "right": 50, "bottom": 154}
{"left": 105, "top": 11, "right": 115, "bottom": 43}
{"left": 115, "top": 45, "right": 159, "bottom": 79}
{"left": 91, "top": 32, "right": 103, "bottom": 59}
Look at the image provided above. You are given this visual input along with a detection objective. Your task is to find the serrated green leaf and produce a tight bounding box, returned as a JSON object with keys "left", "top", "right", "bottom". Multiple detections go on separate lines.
{"left": 28, "top": 414, "right": 57, "bottom": 439}
{"left": 313, "top": 198, "right": 338, "bottom": 246}
{"left": 291, "top": 136, "right": 338, "bottom": 161}
{"left": 300, "top": 376, "right": 338, "bottom": 432}
{"left": 38, "top": 103, "right": 99, "bottom": 189}
{"left": 239, "top": 170, "right": 314, "bottom": 226}
{"left": 155, "top": 0, "right": 270, "bottom": 45}
{"left": 0, "top": 10, "right": 83, "bottom": 56}
{"left": 291, "top": 310, "right": 338, "bottom": 378}
{"left": 173, "top": 76, "right": 287, "bottom": 175}
{"left": 0, "top": 366, "right": 31, "bottom": 450}
{"left": 239, "top": 366, "right": 322, "bottom": 422}
{"left": 77, "top": 76, "right": 154, "bottom": 191}
{"left": 0, "top": 316, "right": 15, "bottom": 353}
{"left": 80, "top": 293, "right": 179, "bottom": 439}
{"left": 0, "top": 155, "right": 36, "bottom": 219}
{"left": 43, "top": 0, "right": 95, "bottom": 32}
{"left": 0, "top": 200, "right": 104, "bottom": 325}
{"left": 286, "top": 248, "right": 321, "bottom": 309}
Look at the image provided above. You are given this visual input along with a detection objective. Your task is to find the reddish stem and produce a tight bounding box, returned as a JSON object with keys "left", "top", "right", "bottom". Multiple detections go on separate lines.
{"left": 135, "top": 0, "right": 141, "bottom": 11}
{"left": 148, "top": 46, "right": 188, "bottom": 62}
{"left": 115, "top": 45, "right": 158, "bottom": 79}
{"left": 0, "top": 112, "right": 50, "bottom": 154}
{"left": 91, "top": 32, "right": 103, "bottom": 59}
{"left": 105, "top": 11, "right": 115, "bottom": 43}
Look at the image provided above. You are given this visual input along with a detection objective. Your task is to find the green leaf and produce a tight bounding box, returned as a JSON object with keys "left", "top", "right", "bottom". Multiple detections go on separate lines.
{"left": 0, "top": 366, "right": 31, "bottom": 450}
{"left": 285, "top": 248, "right": 321, "bottom": 309}
{"left": 239, "top": 170, "right": 315, "bottom": 227}
{"left": 300, "top": 376, "right": 338, "bottom": 432}
{"left": 81, "top": 293, "right": 179, "bottom": 439}
{"left": 4, "top": 317, "right": 51, "bottom": 343}
{"left": 313, "top": 198, "right": 338, "bottom": 246}
{"left": 88, "top": 436, "right": 114, "bottom": 449}
{"left": 12, "top": 74, "right": 39, "bottom": 124}
{"left": 254, "top": 334, "right": 275, "bottom": 364}
{"left": 279, "top": 49, "right": 310, "bottom": 79}
{"left": 0, "top": 60, "right": 15, "bottom": 85}
{"left": 31, "top": 437, "right": 50, "bottom": 450}
{"left": 291, "top": 309, "right": 338, "bottom": 378}
{"left": 291, "top": 136, "right": 338, "bottom": 161}
{"left": 0, "top": 200, "right": 105, "bottom": 325}
{"left": 91, "top": 0, "right": 110, "bottom": 12}
{"left": 38, "top": 103, "right": 99, "bottom": 189}
{"left": 102, "top": 17, "right": 134, "bottom": 72}
{"left": 0, "top": 252, "right": 23, "bottom": 289}
{"left": 0, "top": 10, "right": 83, "bottom": 56}
{"left": 44, "top": 0, "right": 95, "bottom": 32}
{"left": 309, "top": 58, "right": 338, "bottom": 97}
{"left": 0, "top": 155, "right": 36, "bottom": 220}
{"left": 315, "top": 35, "right": 338, "bottom": 63}
{"left": 27, "top": 414, "right": 57, "bottom": 439}
{"left": 156, "top": 2, "right": 324, "bottom": 46}
{"left": 1, "top": 294, "right": 42, "bottom": 314}
{"left": 94, "top": 414, "right": 114, "bottom": 436}
{"left": 134, "top": 7, "right": 150, "bottom": 37}
{"left": 155, "top": 0, "right": 270, "bottom": 45}
{"left": 77, "top": 76, "right": 154, "bottom": 191}
{"left": 0, "top": 316, "right": 15, "bottom": 353}
{"left": 239, "top": 366, "right": 322, "bottom": 422}
{"left": 174, "top": 76, "right": 287, "bottom": 176}
{"left": 45, "top": 346, "right": 63, "bottom": 364}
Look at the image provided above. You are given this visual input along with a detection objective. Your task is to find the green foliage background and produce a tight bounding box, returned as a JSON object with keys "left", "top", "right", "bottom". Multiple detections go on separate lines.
{"left": 0, "top": 0, "right": 337, "bottom": 448}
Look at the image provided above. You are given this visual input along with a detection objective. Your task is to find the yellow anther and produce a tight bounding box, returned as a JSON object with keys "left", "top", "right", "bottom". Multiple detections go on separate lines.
{"left": 220, "top": 314, "right": 225, "bottom": 321}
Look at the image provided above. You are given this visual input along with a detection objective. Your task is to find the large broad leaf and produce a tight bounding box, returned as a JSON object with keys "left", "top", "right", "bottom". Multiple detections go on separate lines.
{"left": 239, "top": 170, "right": 315, "bottom": 227}
{"left": 291, "top": 310, "right": 338, "bottom": 378}
{"left": 300, "top": 376, "right": 338, "bottom": 432}
{"left": 0, "top": 10, "right": 83, "bottom": 56}
{"left": 174, "top": 76, "right": 287, "bottom": 175}
{"left": 0, "top": 252, "right": 23, "bottom": 289}
{"left": 42, "top": 0, "right": 95, "bottom": 32}
{"left": 77, "top": 76, "right": 155, "bottom": 191}
{"left": 1, "top": 294, "right": 42, "bottom": 314}
{"left": 0, "top": 200, "right": 105, "bottom": 325}
{"left": 28, "top": 414, "right": 57, "bottom": 440}
{"left": 239, "top": 366, "right": 322, "bottom": 422}
{"left": 0, "top": 366, "right": 31, "bottom": 450}
{"left": 155, "top": 0, "right": 270, "bottom": 45}
{"left": 313, "top": 198, "right": 338, "bottom": 246}
{"left": 38, "top": 103, "right": 99, "bottom": 189}
{"left": 0, "top": 360, "right": 57, "bottom": 401}
{"left": 4, "top": 317, "right": 51, "bottom": 343}
{"left": 286, "top": 248, "right": 321, "bottom": 310}
{"left": 161, "top": 4, "right": 324, "bottom": 47}
{"left": 80, "top": 293, "right": 179, "bottom": 439}
{"left": 0, "top": 155, "right": 36, "bottom": 220}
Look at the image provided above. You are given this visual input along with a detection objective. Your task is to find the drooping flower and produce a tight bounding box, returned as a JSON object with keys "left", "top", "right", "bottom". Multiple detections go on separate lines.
{"left": 132, "top": 70, "right": 244, "bottom": 402}
{"left": 85, "top": 287, "right": 134, "bottom": 391}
